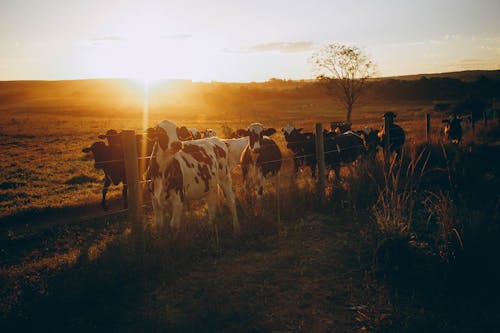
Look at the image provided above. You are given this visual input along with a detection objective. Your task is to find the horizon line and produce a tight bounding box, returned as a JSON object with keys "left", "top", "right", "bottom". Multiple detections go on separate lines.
{"left": 0, "top": 68, "right": 499, "bottom": 83}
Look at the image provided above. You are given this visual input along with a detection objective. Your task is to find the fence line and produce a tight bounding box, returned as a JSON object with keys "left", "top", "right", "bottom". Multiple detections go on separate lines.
{"left": 7, "top": 115, "right": 487, "bottom": 238}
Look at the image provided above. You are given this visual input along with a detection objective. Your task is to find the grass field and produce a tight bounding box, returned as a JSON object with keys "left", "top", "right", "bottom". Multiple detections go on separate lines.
{"left": 1, "top": 78, "right": 499, "bottom": 332}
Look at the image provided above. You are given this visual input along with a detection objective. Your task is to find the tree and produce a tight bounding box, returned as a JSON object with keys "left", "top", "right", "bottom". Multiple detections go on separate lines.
{"left": 311, "top": 43, "right": 376, "bottom": 124}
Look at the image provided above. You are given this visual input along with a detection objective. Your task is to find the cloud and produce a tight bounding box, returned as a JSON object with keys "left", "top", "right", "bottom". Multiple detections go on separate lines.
{"left": 86, "top": 36, "right": 124, "bottom": 46}
{"left": 160, "top": 34, "right": 192, "bottom": 40}
{"left": 224, "top": 41, "right": 315, "bottom": 54}
{"left": 445, "top": 58, "right": 499, "bottom": 70}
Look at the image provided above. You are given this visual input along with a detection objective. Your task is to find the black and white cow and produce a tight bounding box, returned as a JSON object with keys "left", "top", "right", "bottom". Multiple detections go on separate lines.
{"left": 239, "top": 123, "right": 282, "bottom": 213}
{"left": 202, "top": 129, "right": 217, "bottom": 138}
{"left": 281, "top": 125, "right": 317, "bottom": 178}
{"left": 222, "top": 136, "right": 249, "bottom": 171}
{"left": 148, "top": 120, "right": 240, "bottom": 234}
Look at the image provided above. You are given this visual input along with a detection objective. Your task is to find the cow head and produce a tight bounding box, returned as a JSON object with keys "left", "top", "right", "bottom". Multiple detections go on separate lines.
{"left": 357, "top": 127, "right": 380, "bottom": 155}
{"left": 154, "top": 120, "right": 185, "bottom": 152}
{"left": 241, "top": 123, "right": 276, "bottom": 153}
{"left": 82, "top": 141, "right": 108, "bottom": 168}
{"left": 281, "top": 125, "right": 303, "bottom": 141}
{"left": 98, "top": 129, "right": 121, "bottom": 145}
{"left": 177, "top": 126, "right": 194, "bottom": 141}
{"left": 203, "top": 129, "right": 217, "bottom": 138}
{"left": 383, "top": 112, "right": 396, "bottom": 124}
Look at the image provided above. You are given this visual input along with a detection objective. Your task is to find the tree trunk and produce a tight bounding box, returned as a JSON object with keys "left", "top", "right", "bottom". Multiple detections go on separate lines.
{"left": 346, "top": 104, "right": 353, "bottom": 124}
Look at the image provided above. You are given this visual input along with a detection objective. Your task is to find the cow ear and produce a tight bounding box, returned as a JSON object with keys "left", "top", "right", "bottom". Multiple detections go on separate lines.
{"left": 171, "top": 141, "right": 183, "bottom": 152}
{"left": 146, "top": 127, "right": 156, "bottom": 140}
{"left": 236, "top": 129, "right": 249, "bottom": 137}
{"left": 82, "top": 147, "right": 91, "bottom": 153}
{"left": 177, "top": 126, "right": 192, "bottom": 141}
{"left": 263, "top": 128, "right": 276, "bottom": 136}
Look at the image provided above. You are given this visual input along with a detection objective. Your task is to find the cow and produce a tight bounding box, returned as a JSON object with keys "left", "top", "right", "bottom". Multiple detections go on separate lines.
{"left": 356, "top": 127, "right": 380, "bottom": 158}
{"left": 281, "top": 125, "right": 317, "bottom": 178}
{"left": 323, "top": 131, "right": 366, "bottom": 182}
{"left": 83, "top": 128, "right": 156, "bottom": 209}
{"left": 330, "top": 122, "right": 352, "bottom": 134}
{"left": 148, "top": 120, "right": 240, "bottom": 234}
{"left": 82, "top": 141, "right": 127, "bottom": 210}
{"left": 239, "top": 123, "right": 282, "bottom": 214}
{"left": 98, "top": 129, "right": 122, "bottom": 146}
{"left": 378, "top": 112, "right": 406, "bottom": 157}
{"left": 222, "top": 136, "right": 249, "bottom": 171}
{"left": 442, "top": 114, "right": 463, "bottom": 144}
{"left": 202, "top": 129, "right": 217, "bottom": 138}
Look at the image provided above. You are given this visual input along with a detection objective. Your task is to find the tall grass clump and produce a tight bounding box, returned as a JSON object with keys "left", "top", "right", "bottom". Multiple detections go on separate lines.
{"left": 423, "top": 191, "right": 463, "bottom": 263}
{"left": 372, "top": 149, "right": 430, "bottom": 239}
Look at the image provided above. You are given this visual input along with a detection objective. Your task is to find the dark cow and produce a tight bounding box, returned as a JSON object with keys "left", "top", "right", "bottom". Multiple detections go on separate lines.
{"left": 282, "top": 125, "right": 367, "bottom": 180}
{"left": 323, "top": 131, "right": 366, "bottom": 182}
{"left": 240, "top": 123, "right": 282, "bottom": 213}
{"left": 82, "top": 141, "right": 127, "bottom": 210}
{"left": 356, "top": 127, "right": 380, "bottom": 157}
{"left": 442, "top": 115, "right": 463, "bottom": 144}
{"left": 330, "top": 122, "right": 352, "bottom": 134}
{"left": 83, "top": 128, "right": 156, "bottom": 209}
{"left": 378, "top": 112, "right": 406, "bottom": 157}
{"left": 148, "top": 120, "right": 240, "bottom": 234}
{"left": 281, "top": 125, "right": 317, "bottom": 178}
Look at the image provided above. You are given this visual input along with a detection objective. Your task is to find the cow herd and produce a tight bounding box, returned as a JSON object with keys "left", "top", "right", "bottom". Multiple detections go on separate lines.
{"left": 82, "top": 112, "right": 408, "bottom": 234}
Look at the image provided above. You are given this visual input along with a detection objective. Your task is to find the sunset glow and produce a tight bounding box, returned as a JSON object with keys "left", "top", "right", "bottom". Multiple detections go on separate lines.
{"left": 1, "top": 0, "right": 499, "bottom": 81}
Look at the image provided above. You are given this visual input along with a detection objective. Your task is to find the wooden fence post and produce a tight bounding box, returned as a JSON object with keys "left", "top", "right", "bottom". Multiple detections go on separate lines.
{"left": 315, "top": 123, "right": 326, "bottom": 205}
{"left": 383, "top": 114, "right": 391, "bottom": 164}
{"left": 426, "top": 113, "right": 431, "bottom": 143}
{"left": 122, "top": 130, "right": 143, "bottom": 257}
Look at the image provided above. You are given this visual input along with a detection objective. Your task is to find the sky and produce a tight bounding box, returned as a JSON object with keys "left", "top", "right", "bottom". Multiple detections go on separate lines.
{"left": 1, "top": 0, "right": 499, "bottom": 82}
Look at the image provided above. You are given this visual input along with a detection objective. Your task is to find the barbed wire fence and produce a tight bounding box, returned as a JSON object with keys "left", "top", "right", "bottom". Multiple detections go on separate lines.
{"left": 2, "top": 112, "right": 483, "bottom": 251}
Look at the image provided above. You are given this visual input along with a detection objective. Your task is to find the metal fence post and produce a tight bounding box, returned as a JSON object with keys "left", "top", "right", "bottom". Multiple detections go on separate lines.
{"left": 383, "top": 115, "right": 391, "bottom": 164}
{"left": 426, "top": 113, "right": 431, "bottom": 143}
{"left": 315, "top": 123, "right": 326, "bottom": 205}
{"left": 122, "top": 130, "right": 143, "bottom": 257}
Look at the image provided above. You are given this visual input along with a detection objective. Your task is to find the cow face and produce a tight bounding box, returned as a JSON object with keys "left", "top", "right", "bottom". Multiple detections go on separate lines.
{"left": 155, "top": 120, "right": 184, "bottom": 152}
{"left": 244, "top": 123, "right": 276, "bottom": 153}
{"left": 203, "top": 129, "right": 217, "bottom": 138}
{"left": 281, "top": 125, "right": 303, "bottom": 142}
{"left": 82, "top": 141, "right": 108, "bottom": 168}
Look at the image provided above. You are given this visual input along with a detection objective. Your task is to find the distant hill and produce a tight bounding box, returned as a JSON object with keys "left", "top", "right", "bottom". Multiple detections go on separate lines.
{"left": 380, "top": 69, "right": 500, "bottom": 82}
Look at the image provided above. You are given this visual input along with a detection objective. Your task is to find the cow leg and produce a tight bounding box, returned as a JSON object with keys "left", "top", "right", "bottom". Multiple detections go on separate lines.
{"left": 219, "top": 181, "right": 241, "bottom": 235}
{"left": 152, "top": 198, "right": 164, "bottom": 228}
{"left": 334, "top": 165, "right": 341, "bottom": 184}
{"left": 122, "top": 183, "right": 128, "bottom": 209}
{"left": 206, "top": 190, "right": 217, "bottom": 224}
{"left": 102, "top": 177, "right": 111, "bottom": 210}
{"left": 169, "top": 195, "right": 183, "bottom": 230}
{"left": 256, "top": 176, "right": 265, "bottom": 216}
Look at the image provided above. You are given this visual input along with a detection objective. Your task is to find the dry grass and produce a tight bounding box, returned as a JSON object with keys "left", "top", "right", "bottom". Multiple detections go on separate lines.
{"left": 1, "top": 79, "right": 499, "bottom": 332}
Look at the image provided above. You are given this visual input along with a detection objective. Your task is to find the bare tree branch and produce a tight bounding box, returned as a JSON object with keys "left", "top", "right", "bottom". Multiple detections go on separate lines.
{"left": 310, "top": 43, "right": 377, "bottom": 124}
